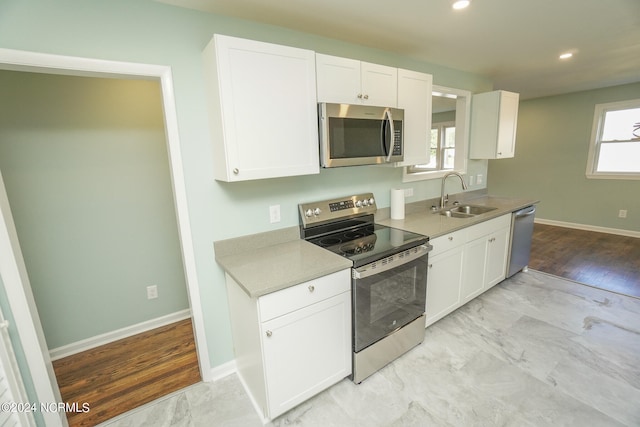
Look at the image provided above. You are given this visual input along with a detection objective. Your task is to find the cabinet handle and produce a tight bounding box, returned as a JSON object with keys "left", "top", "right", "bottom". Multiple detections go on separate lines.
{"left": 498, "top": 152, "right": 502, "bottom": 156}
{"left": 308, "top": 285, "right": 315, "bottom": 292}
{"left": 428, "top": 264, "right": 433, "bottom": 268}
{"left": 448, "top": 236, "right": 454, "bottom": 241}
{"left": 266, "top": 330, "right": 272, "bottom": 337}
{"left": 233, "top": 168, "right": 239, "bottom": 175}
{"left": 489, "top": 237, "right": 496, "bottom": 242}
{"left": 357, "top": 93, "right": 363, "bottom": 99}
{"left": 363, "top": 94, "right": 369, "bottom": 100}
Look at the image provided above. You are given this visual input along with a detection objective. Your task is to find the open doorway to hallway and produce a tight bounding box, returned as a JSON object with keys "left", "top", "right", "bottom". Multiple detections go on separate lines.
{"left": 0, "top": 69, "right": 201, "bottom": 426}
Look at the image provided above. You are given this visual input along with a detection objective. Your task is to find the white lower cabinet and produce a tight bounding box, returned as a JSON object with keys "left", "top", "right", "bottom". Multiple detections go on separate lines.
{"left": 225, "top": 269, "right": 351, "bottom": 422}
{"left": 426, "top": 214, "right": 511, "bottom": 327}
{"left": 425, "top": 230, "right": 465, "bottom": 327}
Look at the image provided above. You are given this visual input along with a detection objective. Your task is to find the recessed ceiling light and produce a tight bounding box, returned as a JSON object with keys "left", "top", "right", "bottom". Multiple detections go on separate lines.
{"left": 452, "top": 0, "right": 471, "bottom": 10}
{"left": 559, "top": 52, "right": 573, "bottom": 60}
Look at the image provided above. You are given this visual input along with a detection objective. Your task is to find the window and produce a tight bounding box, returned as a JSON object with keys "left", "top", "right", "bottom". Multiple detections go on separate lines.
{"left": 415, "top": 121, "right": 455, "bottom": 171}
{"left": 586, "top": 98, "right": 640, "bottom": 180}
{"left": 404, "top": 86, "right": 470, "bottom": 181}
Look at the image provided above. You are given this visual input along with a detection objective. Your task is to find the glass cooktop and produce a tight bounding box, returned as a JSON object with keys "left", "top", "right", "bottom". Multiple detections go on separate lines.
{"left": 307, "top": 223, "right": 429, "bottom": 268}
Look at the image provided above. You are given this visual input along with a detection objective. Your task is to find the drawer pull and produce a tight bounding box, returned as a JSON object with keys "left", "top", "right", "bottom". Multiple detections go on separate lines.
{"left": 308, "top": 285, "right": 315, "bottom": 292}
{"left": 448, "top": 236, "right": 453, "bottom": 241}
{"left": 266, "top": 330, "right": 272, "bottom": 337}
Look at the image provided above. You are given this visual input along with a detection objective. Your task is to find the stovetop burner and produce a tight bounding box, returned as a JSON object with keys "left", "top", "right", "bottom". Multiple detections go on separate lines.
{"left": 299, "top": 193, "right": 429, "bottom": 267}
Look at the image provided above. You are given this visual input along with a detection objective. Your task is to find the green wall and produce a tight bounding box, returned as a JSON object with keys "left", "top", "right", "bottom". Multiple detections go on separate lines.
{"left": 488, "top": 82, "right": 640, "bottom": 233}
{"left": 0, "top": 71, "right": 189, "bottom": 349}
{"left": 0, "top": 0, "right": 492, "bottom": 369}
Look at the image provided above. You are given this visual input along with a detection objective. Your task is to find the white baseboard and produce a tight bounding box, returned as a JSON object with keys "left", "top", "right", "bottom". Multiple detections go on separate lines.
{"left": 535, "top": 218, "right": 640, "bottom": 238}
{"left": 49, "top": 309, "right": 192, "bottom": 361}
{"left": 209, "top": 359, "right": 237, "bottom": 382}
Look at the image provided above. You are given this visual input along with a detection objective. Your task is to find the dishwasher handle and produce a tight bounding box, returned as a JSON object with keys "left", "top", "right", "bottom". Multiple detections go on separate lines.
{"left": 515, "top": 205, "right": 536, "bottom": 217}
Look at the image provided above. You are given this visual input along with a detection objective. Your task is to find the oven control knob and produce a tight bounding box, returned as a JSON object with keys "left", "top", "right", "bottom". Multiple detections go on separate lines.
{"left": 362, "top": 199, "right": 370, "bottom": 207}
{"left": 305, "top": 209, "right": 313, "bottom": 218}
{"left": 355, "top": 200, "right": 363, "bottom": 208}
{"left": 368, "top": 197, "right": 375, "bottom": 206}
{"left": 313, "top": 208, "right": 322, "bottom": 216}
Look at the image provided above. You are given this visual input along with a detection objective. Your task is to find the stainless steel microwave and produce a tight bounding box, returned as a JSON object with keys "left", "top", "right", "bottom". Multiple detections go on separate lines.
{"left": 318, "top": 103, "right": 404, "bottom": 167}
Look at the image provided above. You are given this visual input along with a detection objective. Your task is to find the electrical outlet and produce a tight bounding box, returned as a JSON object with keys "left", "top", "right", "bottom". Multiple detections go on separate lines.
{"left": 619, "top": 209, "right": 628, "bottom": 218}
{"left": 404, "top": 188, "right": 414, "bottom": 197}
{"left": 269, "top": 205, "right": 281, "bottom": 223}
{"left": 476, "top": 174, "right": 483, "bottom": 184}
{"left": 469, "top": 175, "right": 476, "bottom": 186}
{"left": 146, "top": 285, "right": 158, "bottom": 300}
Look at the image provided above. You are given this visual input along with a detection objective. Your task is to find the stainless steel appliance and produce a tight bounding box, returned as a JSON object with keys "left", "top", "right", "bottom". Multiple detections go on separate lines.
{"left": 507, "top": 205, "right": 536, "bottom": 278}
{"left": 318, "top": 103, "right": 404, "bottom": 167}
{"left": 299, "top": 193, "right": 431, "bottom": 383}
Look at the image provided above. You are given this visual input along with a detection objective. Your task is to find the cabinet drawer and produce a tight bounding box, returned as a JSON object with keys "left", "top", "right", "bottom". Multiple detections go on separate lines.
{"left": 466, "top": 214, "right": 511, "bottom": 241}
{"left": 430, "top": 228, "right": 467, "bottom": 258}
{"left": 259, "top": 269, "right": 350, "bottom": 322}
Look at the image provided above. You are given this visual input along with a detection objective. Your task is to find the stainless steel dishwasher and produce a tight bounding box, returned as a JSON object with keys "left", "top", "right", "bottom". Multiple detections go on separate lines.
{"left": 506, "top": 205, "right": 536, "bottom": 278}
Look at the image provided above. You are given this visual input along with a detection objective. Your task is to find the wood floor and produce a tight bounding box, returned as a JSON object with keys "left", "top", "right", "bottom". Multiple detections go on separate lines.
{"left": 52, "top": 318, "right": 201, "bottom": 427}
{"left": 529, "top": 223, "right": 640, "bottom": 298}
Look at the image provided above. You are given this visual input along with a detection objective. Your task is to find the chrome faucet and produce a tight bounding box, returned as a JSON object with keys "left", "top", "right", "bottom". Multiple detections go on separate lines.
{"left": 440, "top": 172, "right": 468, "bottom": 209}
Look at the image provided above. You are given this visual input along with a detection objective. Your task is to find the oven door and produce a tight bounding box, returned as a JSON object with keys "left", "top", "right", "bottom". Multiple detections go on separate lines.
{"left": 352, "top": 244, "right": 429, "bottom": 353}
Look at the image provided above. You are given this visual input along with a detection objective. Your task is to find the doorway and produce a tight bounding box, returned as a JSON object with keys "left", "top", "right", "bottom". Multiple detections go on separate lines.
{"left": 0, "top": 49, "right": 211, "bottom": 427}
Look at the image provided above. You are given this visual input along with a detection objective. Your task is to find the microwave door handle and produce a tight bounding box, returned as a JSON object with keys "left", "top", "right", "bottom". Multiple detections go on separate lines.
{"left": 383, "top": 108, "right": 394, "bottom": 162}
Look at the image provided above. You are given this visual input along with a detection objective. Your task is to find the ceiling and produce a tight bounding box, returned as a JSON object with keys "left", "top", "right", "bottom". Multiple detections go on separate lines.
{"left": 158, "top": 0, "right": 640, "bottom": 99}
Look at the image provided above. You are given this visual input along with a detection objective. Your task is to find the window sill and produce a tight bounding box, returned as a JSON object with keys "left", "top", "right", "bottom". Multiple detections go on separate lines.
{"left": 402, "top": 168, "right": 465, "bottom": 183}
{"left": 586, "top": 172, "right": 640, "bottom": 181}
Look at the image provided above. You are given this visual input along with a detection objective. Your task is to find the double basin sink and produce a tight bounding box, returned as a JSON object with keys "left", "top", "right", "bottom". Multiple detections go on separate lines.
{"left": 439, "top": 204, "right": 497, "bottom": 219}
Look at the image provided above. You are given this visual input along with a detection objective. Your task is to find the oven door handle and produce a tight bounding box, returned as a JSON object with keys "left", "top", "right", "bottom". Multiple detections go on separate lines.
{"left": 352, "top": 244, "right": 432, "bottom": 280}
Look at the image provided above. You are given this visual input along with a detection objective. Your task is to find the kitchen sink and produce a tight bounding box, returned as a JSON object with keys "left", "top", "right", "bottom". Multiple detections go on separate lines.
{"left": 451, "top": 205, "right": 497, "bottom": 215}
{"left": 439, "top": 204, "right": 497, "bottom": 218}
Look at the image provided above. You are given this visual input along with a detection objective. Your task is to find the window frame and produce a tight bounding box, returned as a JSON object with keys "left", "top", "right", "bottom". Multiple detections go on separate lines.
{"left": 403, "top": 85, "right": 470, "bottom": 182}
{"left": 585, "top": 98, "right": 640, "bottom": 180}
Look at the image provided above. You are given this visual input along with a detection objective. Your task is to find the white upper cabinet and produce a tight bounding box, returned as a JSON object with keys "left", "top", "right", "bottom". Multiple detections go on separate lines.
{"left": 469, "top": 90, "right": 519, "bottom": 159}
{"left": 395, "top": 69, "right": 432, "bottom": 166}
{"left": 315, "top": 53, "right": 398, "bottom": 107}
{"left": 202, "top": 34, "right": 320, "bottom": 182}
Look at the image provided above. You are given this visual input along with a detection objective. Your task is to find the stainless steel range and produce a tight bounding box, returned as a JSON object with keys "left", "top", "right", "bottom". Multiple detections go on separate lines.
{"left": 299, "top": 193, "right": 432, "bottom": 383}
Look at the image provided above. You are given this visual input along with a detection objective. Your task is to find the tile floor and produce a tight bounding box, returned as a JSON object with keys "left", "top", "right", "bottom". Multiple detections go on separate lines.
{"left": 100, "top": 270, "right": 640, "bottom": 427}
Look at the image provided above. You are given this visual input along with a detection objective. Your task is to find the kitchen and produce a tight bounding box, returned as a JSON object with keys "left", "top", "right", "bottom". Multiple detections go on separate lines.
{"left": 0, "top": 1, "right": 639, "bottom": 426}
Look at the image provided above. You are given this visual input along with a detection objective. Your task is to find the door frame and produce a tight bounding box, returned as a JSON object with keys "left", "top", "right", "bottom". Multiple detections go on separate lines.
{"left": 0, "top": 48, "right": 211, "bottom": 427}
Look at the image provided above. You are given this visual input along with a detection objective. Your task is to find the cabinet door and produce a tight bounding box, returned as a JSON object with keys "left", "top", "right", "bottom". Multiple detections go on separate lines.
{"left": 205, "top": 35, "right": 319, "bottom": 181}
{"left": 425, "top": 247, "right": 463, "bottom": 327}
{"left": 395, "top": 69, "right": 432, "bottom": 166}
{"left": 469, "top": 90, "right": 519, "bottom": 159}
{"left": 315, "top": 53, "right": 361, "bottom": 104}
{"left": 461, "top": 236, "right": 488, "bottom": 303}
{"left": 485, "top": 226, "right": 510, "bottom": 288}
{"left": 262, "top": 291, "right": 351, "bottom": 419}
{"left": 360, "top": 61, "right": 398, "bottom": 107}
{"left": 315, "top": 54, "right": 397, "bottom": 107}
{"left": 496, "top": 92, "right": 519, "bottom": 158}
